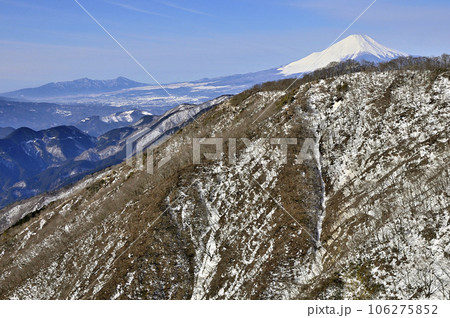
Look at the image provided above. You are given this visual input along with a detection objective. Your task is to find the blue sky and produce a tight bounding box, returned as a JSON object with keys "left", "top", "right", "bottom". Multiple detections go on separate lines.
{"left": 0, "top": 0, "right": 449, "bottom": 91}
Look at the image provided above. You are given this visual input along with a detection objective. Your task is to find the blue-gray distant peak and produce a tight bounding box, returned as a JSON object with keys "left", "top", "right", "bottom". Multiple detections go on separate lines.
{"left": 1, "top": 77, "right": 149, "bottom": 99}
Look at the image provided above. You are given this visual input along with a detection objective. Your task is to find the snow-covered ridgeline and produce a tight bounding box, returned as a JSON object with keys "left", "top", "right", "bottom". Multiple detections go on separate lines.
{"left": 99, "top": 110, "right": 152, "bottom": 124}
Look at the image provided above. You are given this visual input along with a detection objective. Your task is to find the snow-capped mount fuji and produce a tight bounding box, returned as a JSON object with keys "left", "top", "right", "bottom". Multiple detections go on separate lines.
{"left": 278, "top": 34, "right": 408, "bottom": 76}
{"left": 187, "top": 34, "right": 408, "bottom": 93}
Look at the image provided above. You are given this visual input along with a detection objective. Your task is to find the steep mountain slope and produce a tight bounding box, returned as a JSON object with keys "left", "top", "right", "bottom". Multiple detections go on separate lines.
{"left": 0, "top": 35, "right": 407, "bottom": 109}
{"left": 0, "top": 67, "right": 447, "bottom": 299}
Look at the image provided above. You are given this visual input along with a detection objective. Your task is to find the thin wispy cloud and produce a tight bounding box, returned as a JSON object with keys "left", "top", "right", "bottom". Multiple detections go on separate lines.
{"left": 157, "top": 1, "right": 211, "bottom": 17}
{"left": 287, "top": 0, "right": 355, "bottom": 10}
{"left": 0, "top": 0, "right": 51, "bottom": 11}
{"left": 103, "top": 0, "right": 168, "bottom": 17}
{"left": 286, "top": 0, "right": 449, "bottom": 23}
{"left": 0, "top": 39, "right": 118, "bottom": 52}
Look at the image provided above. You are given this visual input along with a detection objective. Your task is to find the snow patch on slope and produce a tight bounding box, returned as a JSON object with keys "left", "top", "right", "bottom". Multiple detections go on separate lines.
{"left": 100, "top": 110, "right": 152, "bottom": 123}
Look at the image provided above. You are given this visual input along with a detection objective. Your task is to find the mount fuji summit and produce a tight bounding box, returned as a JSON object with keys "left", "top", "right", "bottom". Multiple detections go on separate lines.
{"left": 184, "top": 34, "right": 409, "bottom": 96}
{"left": 278, "top": 34, "right": 409, "bottom": 75}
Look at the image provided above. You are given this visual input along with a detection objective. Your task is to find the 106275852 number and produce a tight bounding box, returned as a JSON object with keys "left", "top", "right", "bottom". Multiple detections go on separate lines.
{"left": 368, "top": 304, "right": 438, "bottom": 315}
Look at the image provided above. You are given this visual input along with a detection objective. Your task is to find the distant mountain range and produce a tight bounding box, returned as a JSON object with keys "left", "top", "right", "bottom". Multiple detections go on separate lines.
{"left": 0, "top": 126, "right": 96, "bottom": 206}
{"left": 2, "top": 76, "right": 147, "bottom": 99}
{"left": 0, "top": 35, "right": 408, "bottom": 109}
{"left": 0, "top": 97, "right": 158, "bottom": 133}
{"left": 0, "top": 96, "right": 230, "bottom": 209}
{"left": 0, "top": 98, "right": 130, "bottom": 131}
